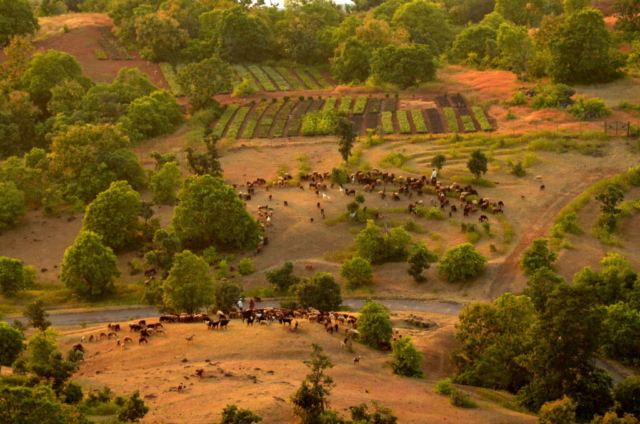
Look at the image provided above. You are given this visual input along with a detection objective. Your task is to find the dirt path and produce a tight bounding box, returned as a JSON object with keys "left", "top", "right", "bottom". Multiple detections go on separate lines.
{"left": 487, "top": 171, "right": 610, "bottom": 300}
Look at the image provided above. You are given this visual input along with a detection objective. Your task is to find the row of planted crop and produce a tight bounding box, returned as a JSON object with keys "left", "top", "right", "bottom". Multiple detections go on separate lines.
{"left": 231, "top": 65, "right": 333, "bottom": 92}
{"left": 159, "top": 63, "right": 183, "bottom": 97}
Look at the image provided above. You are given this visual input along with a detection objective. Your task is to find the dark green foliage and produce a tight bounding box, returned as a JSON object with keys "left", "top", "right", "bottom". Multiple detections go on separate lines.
{"left": 26, "top": 330, "right": 78, "bottom": 391}
{"left": 574, "top": 252, "right": 637, "bottom": 306}
{"left": 449, "top": 390, "right": 477, "bottom": 408}
{"left": 434, "top": 378, "right": 454, "bottom": 395}
{"left": 126, "top": 90, "right": 184, "bottom": 139}
{"left": 266, "top": 261, "right": 301, "bottom": 293}
{"left": 358, "top": 300, "right": 393, "bottom": 349}
{"left": 60, "top": 231, "right": 120, "bottom": 300}
{"left": 0, "top": 322, "right": 23, "bottom": 371}
{"left": 390, "top": 337, "right": 425, "bottom": 378}
{"left": 214, "top": 404, "right": 263, "bottom": 424}
{"left": 117, "top": 390, "right": 149, "bottom": 423}
{"left": 61, "top": 381, "right": 83, "bottom": 405}
{"left": 162, "top": 250, "right": 215, "bottom": 314}
{"left": 595, "top": 185, "right": 625, "bottom": 233}
{"left": 24, "top": 299, "right": 51, "bottom": 331}
{"left": 615, "top": 376, "right": 640, "bottom": 417}
{"left": 452, "top": 294, "right": 534, "bottom": 393}
{"left": 144, "top": 229, "right": 182, "bottom": 278}
{"left": 0, "top": 0, "right": 40, "bottom": 46}
{"left": 349, "top": 401, "right": 398, "bottom": 423}
{"left": 0, "top": 384, "right": 89, "bottom": 424}
{"left": 407, "top": 242, "right": 438, "bottom": 283}
{"left": 370, "top": 44, "right": 436, "bottom": 89}
{"left": 336, "top": 117, "right": 356, "bottom": 163}
{"left": 185, "top": 132, "right": 223, "bottom": 177}
{"left": 330, "top": 168, "right": 348, "bottom": 185}
{"left": 296, "top": 273, "right": 342, "bottom": 312}
{"left": 392, "top": 0, "right": 453, "bottom": 54}
{"left": 523, "top": 267, "right": 566, "bottom": 313}
{"left": 331, "top": 38, "right": 371, "bottom": 84}
{"left": 340, "top": 257, "right": 373, "bottom": 290}
{"left": 614, "top": 0, "right": 640, "bottom": 32}
{"left": 177, "top": 56, "right": 233, "bottom": 112}
{"left": 449, "top": 25, "right": 497, "bottom": 65}
{"left": 438, "top": 243, "right": 487, "bottom": 283}
{"left": 601, "top": 302, "right": 640, "bottom": 366}
{"left": 355, "top": 220, "right": 412, "bottom": 265}
{"left": 172, "top": 175, "right": 261, "bottom": 250}
{"left": 444, "top": 0, "right": 496, "bottom": 25}
{"left": 290, "top": 344, "right": 335, "bottom": 424}
{"left": 431, "top": 154, "right": 446, "bottom": 171}
{"left": 495, "top": 0, "right": 545, "bottom": 26}
{"left": 519, "top": 239, "right": 557, "bottom": 276}
{"left": 511, "top": 160, "right": 526, "bottom": 177}
{"left": 466, "top": 149, "right": 488, "bottom": 179}
{"left": 212, "top": 279, "right": 243, "bottom": 314}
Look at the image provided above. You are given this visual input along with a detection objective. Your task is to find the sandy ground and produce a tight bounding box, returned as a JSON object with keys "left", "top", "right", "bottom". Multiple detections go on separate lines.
{"left": 55, "top": 311, "right": 535, "bottom": 424}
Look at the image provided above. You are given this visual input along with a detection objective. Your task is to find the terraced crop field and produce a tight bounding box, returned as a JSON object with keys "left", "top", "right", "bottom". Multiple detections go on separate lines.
{"left": 230, "top": 66, "right": 335, "bottom": 92}
{"left": 210, "top": 95, "right": 489, "bottom": 139}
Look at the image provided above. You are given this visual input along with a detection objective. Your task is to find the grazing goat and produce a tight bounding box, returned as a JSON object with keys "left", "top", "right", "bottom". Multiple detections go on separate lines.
{"left": 81, "top": 336, "right": 85, "bottom": 343}
{"left": 540, "top": 185, "right": 545, "bottom": 191}
{"left": 123, "top": 337, "right": 133, "bottom": 345}
{"left": 72, "top": 343, "right": 85, "bottom": 353}
{"left": 305, "top": 264, "right": 313, "bottom": 270}
{"left": 185, "top": 334, "right": 195, "bottom": 342}
{"left": 196, "top": 367, "right": 204, "bottom": 379}
{"left": 99, "top": 332, "right": 107, "bottom": 340}
{"left": 107, "top": 332, "right": 117, "bottom": 339}
{"left": 89, "top": 335, "right": 95, "bottom": 342}
{"left": 341, "top": 338, "right": 348, "bottom": 349}
{"left": 533, "top": 175, "right": 543, "bottom": 182}
{"left": 219, "top": 319, "right": 230, "bottom": 329}
{"left": 139, "top": 337, "right": 148, "bottom": 345}
{"left": 177, "top": 383, "right": 187, "bottom": 393}
{"left": 354, "top": 356, "right": 362, "bottom": 365}
{"left": 155, "top": 329, "right": 165, "bottom": 336}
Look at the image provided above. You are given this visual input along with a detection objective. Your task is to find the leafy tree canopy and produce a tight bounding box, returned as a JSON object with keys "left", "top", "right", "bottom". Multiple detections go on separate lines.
{"left": 0, "top": 0, "right": 40, "bottom": 47}
{"left": 296, "top": 272, "right": 342, "bottom": 311}
{"left": 519, "top": 238, "right": 558, "bottom": 276}
{"left": 0, "top": 182, "right": 26, "bottom": 233}
{"left": 358, "top": 300, "right": 393, "bottom": 349}
{"left": 162, "top": 250, "right": 215, "bottom": 314}
{"left": 370, "top": 44, "right": 437, "bottom": 89}
{"left": 0, "top": 321, "right": 23, "bottom": 370}
{"left": 438, "top": 243, "right": 487, "bottom": 283}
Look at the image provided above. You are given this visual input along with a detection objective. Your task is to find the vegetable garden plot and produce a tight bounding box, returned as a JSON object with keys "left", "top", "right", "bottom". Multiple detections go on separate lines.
{"left": 247, "top": 65, "right": 277, "bottom": 92}
{"left": 461, "top": 115, "right": 476, "bottom": 132}
{"left": 294, "top": 69, "right": 320, "bottom": 90}
{"left": 225, "top": 107, "right": 251, "bottom": 139}
{"left": 241, "top": 101, "right": 270, "bottom": 139}
{"left": 396, "top": 110, "right": 411, "bottom": 134}
{"left": 98, "top": 28, "right": 133, "bottom": 60}
{"left": 382, "top": 112, "right": 395, "bottom": 134}
{"left": 262, "top": 67, "right": 291, "bottom": 91}
{"left": 436, "top": 96, "right": 451, "bottom": 108}
{"left": 472, "top": 107, "right": 493, "bottom": 131}
{"left": 306, "top": 99, "right": 325, "bottom": 113}
{"left": 278, "top": 68, "right": 305, "bottom": 90}
{"left": 258, "top": 100, "right": 285, "bottom": 137}
{"left": 212, "top": 104, "right": 240, "bottom": 138}
{"left": 411, "top": 110, "right": 428, "bottom": 134}
{"left": 350, "top": 114, "right": 364, "bottom": 134}
{"left": 323, "top": 97, "right": 337, "bottom": 111}
{"left": 287, "top": 100, "right": 313, "bottom": 136}
{"left": 365, "top": 113, "right": 379, "bottom": 130}
{"left": 353, "top": 96, "right": 368, "bottom": 114}
{"left": 338, "top": 97, "right": 353, "bottom": 114}
{"left": 426, "top": 109, "right": 445, "bottom": 133}
{"left": 159, "top": 63, "right": 183, "bottom": 96}
{"left": 368, "top": 98, "right": 383, "bottom": 114}
{"left": 306, "top": 68, "right": 332, "bottom": 89}
{"left": 443, "top": 107, "right": 459, "bottom": 133}
{"left": 383, "top": 98, "right": 398, "bottom": 112}
{"left": 234, "top": 65, "right": 262, "bottom": 89}
{"left": 95, "top": 49, "right": 107, "bottom": 60}
{"left": 272, "top": 99, "right": 299, "bottom": 137}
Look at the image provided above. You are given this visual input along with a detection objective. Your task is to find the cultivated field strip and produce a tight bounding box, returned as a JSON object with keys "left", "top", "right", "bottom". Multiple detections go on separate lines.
{"left": 159, "top": 63, "right": 183, "bottom": 96}
{"left": 278, "top": 67, "right": 305, "bottom": 90}
{"left": 229, "top": 66, "right": 334, "bottom": 92}
{"left": 294, "top": 68, "right": 321, "bottom": 90}
{"left": 247, "top": 65, "right": 277, "bottom": 92}
{"left": 262, "top": 66, "right": 291, "bottom": 90}
{"left": 212, "top": 96, "right": 492, "bottom": 139}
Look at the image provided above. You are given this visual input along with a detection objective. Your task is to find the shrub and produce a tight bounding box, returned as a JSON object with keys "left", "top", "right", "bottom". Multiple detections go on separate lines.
{"left": 340, "top": 257, "right": 373, "bottom": 290}
{"left": 568, "top": 96, "right": 612, "bottom": 120}
{"left": 330, "top": 168, "right": 348, "bottom": 185}
{"left": 511, "top": 161, "right": 526, "bottom": 177}
{"left": 390, "top": 337, "right": 425, "bottom": 378}
{"left": 450, "top": 390, "right": 477, "bottom": 408}
{"left": 509, "top": 91, "right": 526, "bottom": 105}
{"left": 117, "top": 390, "right": 149, "bottom": 423}
{"left": 438, "top": 243, "right": 487, "bottom": 282}
{"left": 358, "top": 300, "right": 393, "bottom": 349}
{"left": 0, "top": 182, "right": 26, "bottom": 233}
{"left": 614, "top": 376, "right": 640, "bottom": 418}
{"left": 202, "top": 246, "right": 218, "bottom": 265}
{"left": 434, "top": 378, "right": 454, "bottom": 395}
{"left": 238, "top": 258, "right": 254, "bottom": 276}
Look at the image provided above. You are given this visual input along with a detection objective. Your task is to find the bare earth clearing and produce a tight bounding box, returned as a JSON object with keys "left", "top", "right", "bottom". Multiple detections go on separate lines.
{"left": 50, "top": 311, "right": 535, "bottom": 424}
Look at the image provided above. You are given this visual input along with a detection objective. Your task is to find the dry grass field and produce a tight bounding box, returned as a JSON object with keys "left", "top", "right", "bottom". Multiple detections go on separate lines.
{"left": 54, "top": 311, "right": 536, "bottom": 424}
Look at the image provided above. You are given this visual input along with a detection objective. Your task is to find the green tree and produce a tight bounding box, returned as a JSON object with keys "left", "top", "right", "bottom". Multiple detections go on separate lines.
{"left": 214, "top": 404, "right": 262, "bottom": 424}
{"left": 614, "top": 376, "right": 640, "bottom": 418}
{"left": 296, "top": 272, "right": 342, "bottom": 311}
{"left": 407, "top": 241, "right": 438, "bottom": 283}
{"left": 126, "top": 90, "right": 184, "bottom": 139}
{"left": 172, "top": 175, "right": 261, "bottom": 250}
{"left": 0, "top": 182, "right": 26, "bottom": 232}
{"left": 595, "top": 185, "right": 625, "bottom": 233}
{"left": 24, "top": 299, "right": 51, "bottom": 331}
{"left": 238, "top": 258, "right": 254, "bottom": 276}
{"left": 546, "top": 8, "right": 622, "bottom": 84}
{"left": 537, "top": 396, "right": 578, "bottom": 424}
{"left": 496, "top": 22, "right": 534, "bottom": 74}
{"left": 0, "top": 0, "right": 40, "bottom": 46}
{"left": 212, "top": 279, "right": 243, "bottom": 313}
{"left": 117, "top": 390, "right": 149, "bottom": 423}
{"left": 47, "top": 80, "right": 87, "bottom": 116}
{"left": 390, "top": 337, "right": 425, "bottom": 378}
{"left": 518, "top": 285, "right": 613, "bottom": 420}
{"left": 523, "top": 267, "right": 566, "bottom": 313}
{"left": 431, "top": 154, "right": 447, "bottom": 171}
{"left": 452, "top": 294, "right": 535, "bottom": 393}
{"left": 331, "top": 37, "right": 371, "bottom": 84}
{"left": 358, "top": 300, "right": 393, "bottom": 349}
{"left": 150, "top": 161, "right": 181, "bottom": 204}
{"left": 574, "top": 252, "right": 637, "bottom": 306}
{"left": 176, "top": 55, "right": 234, "bottom": 112}
{"left": 614, "top": 0, "right": 640, "bottom": 32}
{"left": 355, "top": 220, "right": 387, "bottom": 264}
{"left": 265, "top": 261, "right": 300, "bottom": 293}
{"left": 0, "top": 90, "right": 43, "bottom": 157}
{"left": 0, "top": 384, "right": 89, "bottom": 424}
{"left": 466, "top": 149, "right": 488, "bottom": 179}
{"left": 20, "top": 49, "right": 91, "bottom": 110}
{"left": 0, "top": 35, "right": 34, "bottom": 83}
{"left": 185, "top": 132, "right": 223, "bottom": 177}
{"left": 601, "top": 302, "right": 640, "bottom": 366}
{"left": 0, "top": 256, "right": 35, "bottom": 296}
{"left": 392, "top": 0, "right": 453, "bottom": 54}
{"left": 449, "top": 25, "right": 497, "bottom": 65}
{"left": 0, "top": 321, "right": 23, "bottom": 373}
{"left": 370, "top": 44, "right": 437, "bottom": 88}
{"left": 82, "top": 181, "right": 143, "bottom": 252}
{"left": 336, "top": 116, "right": 356, "bottom": 163}
{"left": 519, "top": 239, "right": 558, "bottom": 276}
{"left": 60, "top": 231, "right": 120, "bottom": 300}
{"left": 290, "top": 343, "right": 335, "bottom": 424}
{"left": 495, "top": 0, "right": 545, "bottom": 26}
{"left": 162, "top": 250, "right": 215, "bottom": 314}
{"left": 340, "top": 257, "right": 373, "bottom": 290}
{"left": 26, "top": 329, "right": 78, "bottom": 391}
{"left": 134, "top": 13, "right": 188, "bottom": 63}
{"left": 438, "top": 243, "right": 487, "bottom": 283}
{"left": 349, "top": 401, "right": 398, "bottom": 423}
{"left": 144, "top": 229, "right": 182, "bottom": 278}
